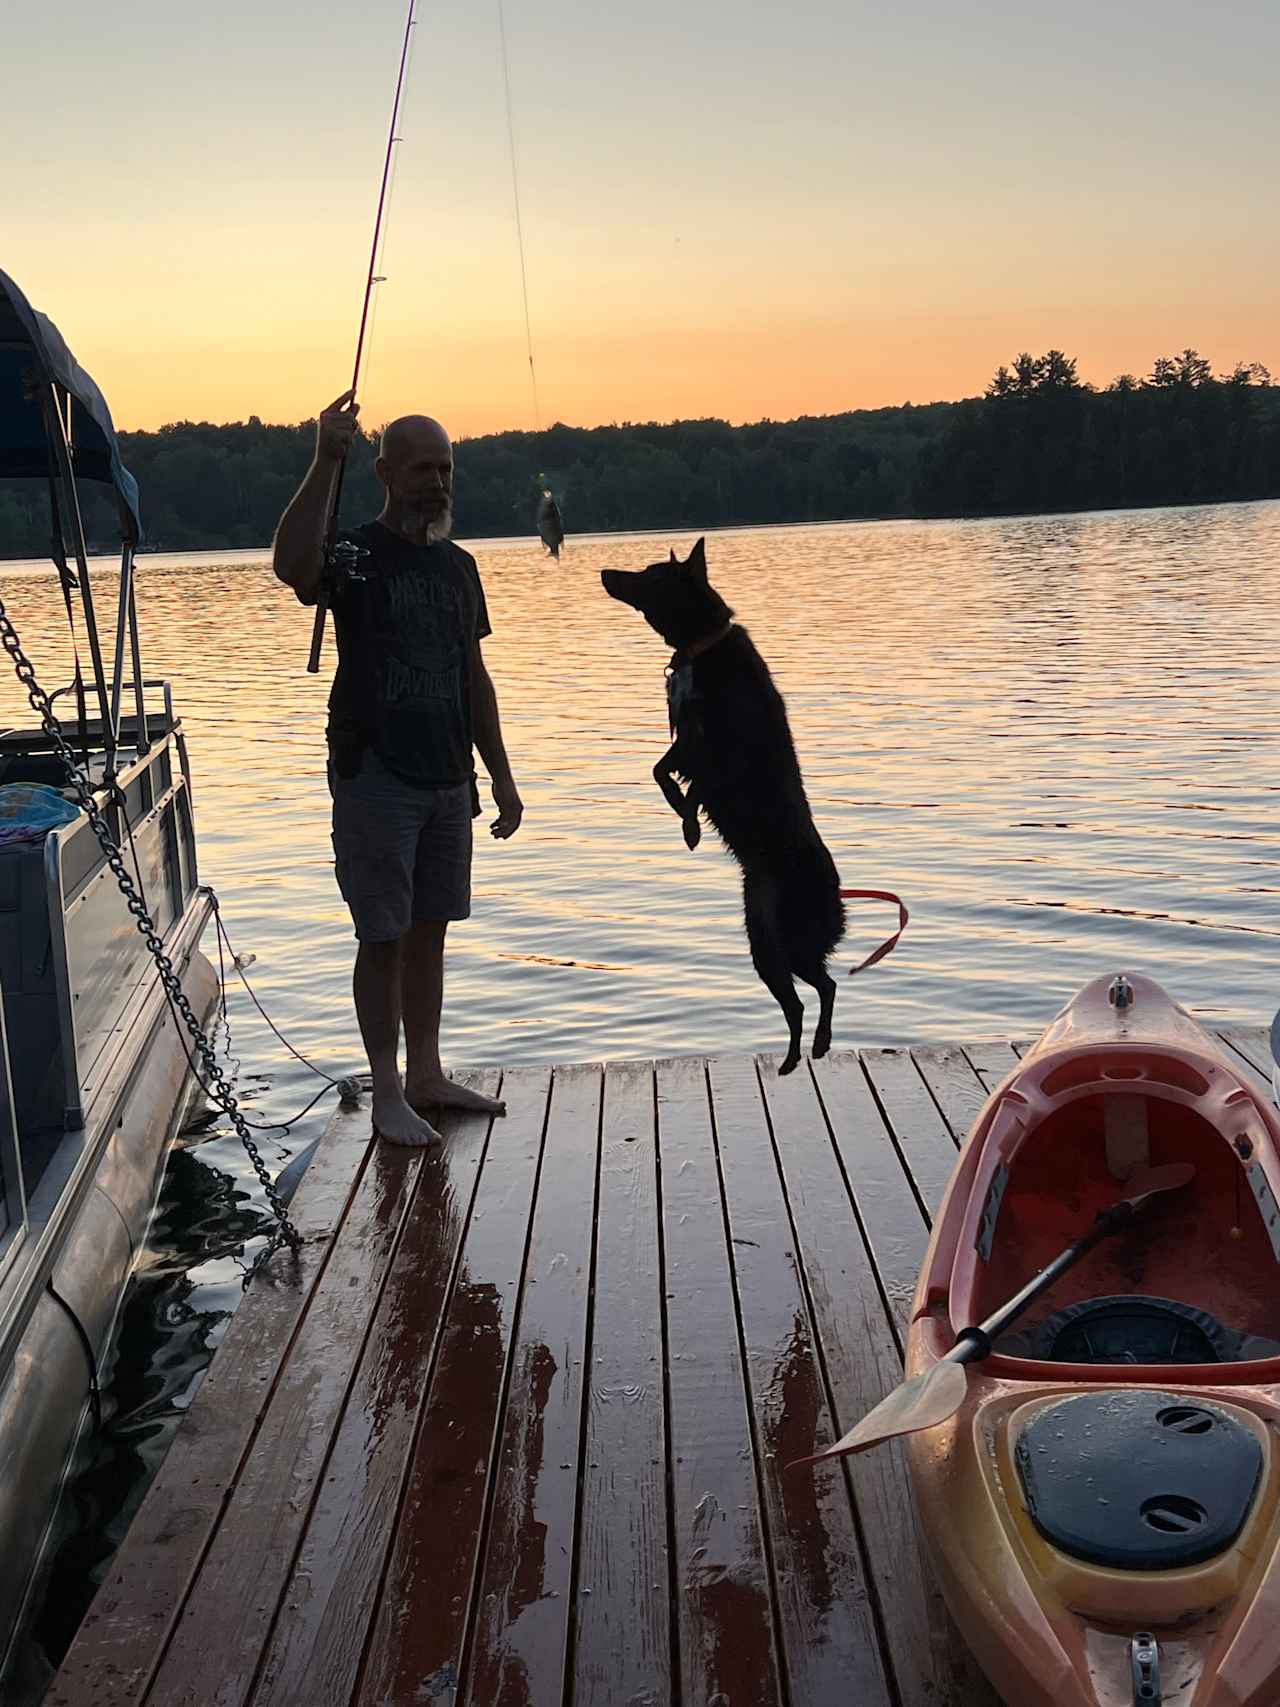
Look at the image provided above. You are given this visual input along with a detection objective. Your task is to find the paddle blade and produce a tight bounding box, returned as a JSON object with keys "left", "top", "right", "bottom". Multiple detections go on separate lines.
{"left": 789, "top": 1361, "right": 970, "bottom": 1469}
{"left": 1122, "top": 1162, "right": 1195, "bottom": 1210}
{"left": 788, "top": 1161, "right": 1197, "bottom": 1475}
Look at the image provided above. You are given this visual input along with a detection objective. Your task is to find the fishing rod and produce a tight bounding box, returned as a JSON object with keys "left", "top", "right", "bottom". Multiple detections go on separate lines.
{"left": 307, "top": 0, "right": 418, "bottom": 675}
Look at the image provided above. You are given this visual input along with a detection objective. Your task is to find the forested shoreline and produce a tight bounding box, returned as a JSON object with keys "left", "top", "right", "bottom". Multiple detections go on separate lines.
{"left": 2, "top": 349, "right": 1276, "bottom": 556}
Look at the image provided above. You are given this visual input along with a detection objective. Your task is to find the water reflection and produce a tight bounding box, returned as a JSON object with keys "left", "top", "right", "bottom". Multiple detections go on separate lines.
{"left": 6, "top": 503, "right": 1279, "bottom": 1080}
{"left": 763, "top": 1313, "right": 834, "bottom": 1619}
{"left": 5, "top": 502, "right": 1280, "bottom": 1685}
{"left": 18, "top": 1146, "right": 250, "bottom": 1685}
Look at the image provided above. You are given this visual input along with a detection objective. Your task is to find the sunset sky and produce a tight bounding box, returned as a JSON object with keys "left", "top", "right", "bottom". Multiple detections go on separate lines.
{"left": 7, "top": 0, "right": 1278, "bottom": 438}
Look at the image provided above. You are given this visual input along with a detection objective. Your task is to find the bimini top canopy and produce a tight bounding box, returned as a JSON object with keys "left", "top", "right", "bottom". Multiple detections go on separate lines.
{"left": 0, "top": 268, "right": 142, "bottom": 543}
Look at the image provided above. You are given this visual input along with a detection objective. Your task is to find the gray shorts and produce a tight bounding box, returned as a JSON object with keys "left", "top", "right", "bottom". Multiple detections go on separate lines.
{"left": 330, "top": 750, "right": 473, "bottom": 942}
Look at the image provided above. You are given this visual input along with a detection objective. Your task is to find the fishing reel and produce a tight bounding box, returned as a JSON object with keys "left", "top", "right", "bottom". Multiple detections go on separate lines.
{"left": 324, "top": 536, "right": 369, "bottom": 586}
{"left": 306, "top": 534, "right": 367, "bottom": 674}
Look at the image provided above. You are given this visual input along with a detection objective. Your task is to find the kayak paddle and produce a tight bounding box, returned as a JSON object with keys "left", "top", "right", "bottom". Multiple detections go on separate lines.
{"left": 791, "top": 1161, "right": 1195, "bottom": 1467}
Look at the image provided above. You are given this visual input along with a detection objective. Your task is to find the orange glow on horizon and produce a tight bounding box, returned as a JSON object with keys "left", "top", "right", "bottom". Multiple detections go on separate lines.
{"left": 8, "top": 0, "right": 1277, "bottom": 446}
{"left": 72, "top": 297, "right": 1279, "bottom": 440}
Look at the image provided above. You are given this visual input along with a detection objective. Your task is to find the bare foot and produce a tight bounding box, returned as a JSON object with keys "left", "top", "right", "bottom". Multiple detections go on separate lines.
{"left": 373, "top": 1086, "right": 442, "bottom": 1148}
{"left": 407, "top": 1075, "right": 507, "bottom": 1117}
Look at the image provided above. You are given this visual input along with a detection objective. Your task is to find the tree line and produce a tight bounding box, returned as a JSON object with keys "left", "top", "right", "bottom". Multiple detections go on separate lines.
{"left": 1, "top": 348, "right": 1276, "bottom": 558}
{"left": 918, "top": 350, "right": 1278, "bottom": 518}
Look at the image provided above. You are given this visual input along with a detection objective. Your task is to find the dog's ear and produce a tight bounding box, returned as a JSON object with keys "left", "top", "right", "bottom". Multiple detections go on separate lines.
{"left": 685, "top": 537, "right": 708, "bottom": 578}
{"left": 669, "top": 548, "right": 678, "bottom": 564}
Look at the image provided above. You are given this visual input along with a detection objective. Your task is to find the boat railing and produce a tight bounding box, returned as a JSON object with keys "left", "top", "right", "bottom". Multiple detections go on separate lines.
{"left": 0, "top": 993, "right": 23, "bottom": 1295}
{"left": 35, "top": 724, "right": 200, "bottom": 1131}
{"left": 17, "top": 677, "right": 176, "bottom": 759}
{"left": 0, "top": 724, "right": 209, "bottom": 1338}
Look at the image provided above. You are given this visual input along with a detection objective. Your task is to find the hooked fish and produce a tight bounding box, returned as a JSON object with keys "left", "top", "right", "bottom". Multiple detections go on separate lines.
{"left": 537, "top": 489, "right": 565, "bottom": 560}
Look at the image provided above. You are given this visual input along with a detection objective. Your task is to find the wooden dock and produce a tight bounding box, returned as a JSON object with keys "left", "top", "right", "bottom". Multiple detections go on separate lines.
{"left": 49, "top": 1024, "right": 1275, "bottom": 1707}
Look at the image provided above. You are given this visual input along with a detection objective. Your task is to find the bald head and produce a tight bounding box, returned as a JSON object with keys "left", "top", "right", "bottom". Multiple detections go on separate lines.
{"left": 376, "top": 414, "right": 454, "bottom": 544}
{"left": 379, "top": 414, "right": 452, "bottom": 463}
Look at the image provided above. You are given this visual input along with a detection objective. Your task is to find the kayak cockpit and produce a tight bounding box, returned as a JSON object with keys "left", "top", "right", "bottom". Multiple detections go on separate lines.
{"left": 967, "top": 1086, "right": 1280, "bottom": 1368}
{"left": 997, "top": 1293, "right": 1280, "bottom": 1365}
{"left": 937, "top": 978, "right": 1280, "bottom": 1380}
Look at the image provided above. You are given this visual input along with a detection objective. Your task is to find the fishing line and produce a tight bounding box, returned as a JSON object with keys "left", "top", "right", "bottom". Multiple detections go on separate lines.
{"left": 358, "top": 18, "right": 419, "bottom": 406}
{"left": 497, "top": 0, "right": 541, "bottom": 431}
{"left": 350, "top": 0, "right": 419, "bottom": 403}
{"left": 307, "top": 0, "right": 419, "bottom": 673}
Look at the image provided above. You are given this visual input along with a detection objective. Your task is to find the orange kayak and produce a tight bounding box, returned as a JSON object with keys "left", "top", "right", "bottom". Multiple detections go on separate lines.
{"left": 907, "top": 972, "right": 1280, "bottom": 1707}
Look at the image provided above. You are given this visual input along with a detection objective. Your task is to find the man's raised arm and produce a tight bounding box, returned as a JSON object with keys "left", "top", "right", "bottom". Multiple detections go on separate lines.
{"left": 272, "top": 390, "right": 359, "bottom": 605}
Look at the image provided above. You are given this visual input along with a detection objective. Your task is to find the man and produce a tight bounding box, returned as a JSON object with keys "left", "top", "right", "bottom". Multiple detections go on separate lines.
{"left": 273, "top": 391, "right": 522, "bottom": 1146}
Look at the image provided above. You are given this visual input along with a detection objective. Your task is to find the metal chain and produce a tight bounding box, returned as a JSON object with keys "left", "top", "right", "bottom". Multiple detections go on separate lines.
{"left": 0, "top": 594, "right": 302, "bottom": 1284}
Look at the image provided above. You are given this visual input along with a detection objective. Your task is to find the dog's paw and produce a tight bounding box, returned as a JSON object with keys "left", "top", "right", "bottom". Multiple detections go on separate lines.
{"left": 813, "top": 1025, "right": 832, "bottom": 1059}
{"left": 778, "top": 1050, "right": 801, "bottom": 1077}
{"left": 682, "top": 815, "right": 701, "bottom": 850}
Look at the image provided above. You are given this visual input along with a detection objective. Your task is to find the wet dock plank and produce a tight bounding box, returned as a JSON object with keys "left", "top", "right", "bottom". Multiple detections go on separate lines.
{"left": 657, "top": 1055, "right": 784, "bottom": 1707}
{"left": 860, "top": 1045, "right": 961, "bottom": 1222}
{"left": 354, "top": 1067, "right": 552, "bottom": 1707}
{"left": 810, "top": 1050, "right": 929, "bottom": 1347}
{"left": 570, "top": 1059, "right": 670, "bottom": 1707}
{"left": 51, "top": 1025, "right": 1271, "bottom": 1707}
{"left": 761, "top": 1055, "right": 995, "bottom": 1707}
{"left": 251, "top": 1066, "right": 522, "bottom": 1707}
{"left": 459, "top": 1064, "right": 600, "bottom": 1707}
{"left": 712, "top": 1053, "right": 891, "bottom": 1706}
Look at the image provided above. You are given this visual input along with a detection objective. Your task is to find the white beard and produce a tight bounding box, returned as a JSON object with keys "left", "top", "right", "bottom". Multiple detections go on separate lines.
{"left": 424, "top": 504, "right": 453, "bottom": 543}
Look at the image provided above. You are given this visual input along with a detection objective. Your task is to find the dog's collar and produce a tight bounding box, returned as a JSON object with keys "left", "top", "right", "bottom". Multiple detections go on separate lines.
{"left": 670, "top": 620, "right": 735, "bottom": 669}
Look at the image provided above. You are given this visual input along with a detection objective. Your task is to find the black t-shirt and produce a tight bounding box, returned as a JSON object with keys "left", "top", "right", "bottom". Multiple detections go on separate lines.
{"left": 327, "top": 521, "right": 492, "bottom": 787}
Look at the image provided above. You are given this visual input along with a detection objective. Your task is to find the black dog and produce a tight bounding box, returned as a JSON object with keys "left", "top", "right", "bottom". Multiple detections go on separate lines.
{"left": 602, "top": 539, "right": 845, "bottom": 1074}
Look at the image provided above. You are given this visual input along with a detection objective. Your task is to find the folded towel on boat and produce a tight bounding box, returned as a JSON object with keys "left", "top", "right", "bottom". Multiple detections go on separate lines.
{"left": 0, "top": 782, "right": 81, "bottom": 847}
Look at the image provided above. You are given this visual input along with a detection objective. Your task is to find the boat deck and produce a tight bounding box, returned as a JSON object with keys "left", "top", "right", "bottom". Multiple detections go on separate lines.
{"left": 49, "top": 1024, "right": 1274, "bottom": 1707}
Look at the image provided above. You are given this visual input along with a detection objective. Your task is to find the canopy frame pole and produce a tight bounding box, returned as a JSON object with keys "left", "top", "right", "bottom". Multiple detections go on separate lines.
{"left": 41, "top": 382, "right": 116, "bottom": 772}
{"left": 126, "top": 557, "right": 150, "bottom": 755}
{"left": 44, "top": 453, "right": 92, "bottom": 769}
{"left": 109, "top": 540, "right": 141, "bottom": 750}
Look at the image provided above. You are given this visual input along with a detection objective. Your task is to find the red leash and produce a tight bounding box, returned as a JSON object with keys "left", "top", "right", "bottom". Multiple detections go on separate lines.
{"left": 840, "top": 889, "right": 908, "bottom": 976}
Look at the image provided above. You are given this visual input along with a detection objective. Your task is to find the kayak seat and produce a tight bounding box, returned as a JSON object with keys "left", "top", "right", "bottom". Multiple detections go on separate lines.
{"left": 1016, "top": 1388, "right": 1263, "bottom": 1570}
{"left": 995, "top": 1294, "right": 1280, "bottom": 1365}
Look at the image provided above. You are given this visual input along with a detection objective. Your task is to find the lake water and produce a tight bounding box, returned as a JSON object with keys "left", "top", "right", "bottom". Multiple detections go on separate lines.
{"left": 4, "top": 498, "right": 1280, "bottom": 1684}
